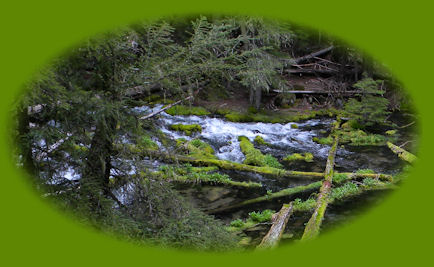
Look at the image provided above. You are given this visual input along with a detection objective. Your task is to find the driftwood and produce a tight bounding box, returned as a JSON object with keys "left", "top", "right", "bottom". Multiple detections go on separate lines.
{"left": 139, "top": 96, "right": 192, "bottom": 120}
{"left": 301, "top": 132, "right": 339, "bottom": 241}
{"left": 387, "top": 142, "right": 417, "bottom": 164}
{"left": 257, "top": 202, "right": 294, "bottom": 249}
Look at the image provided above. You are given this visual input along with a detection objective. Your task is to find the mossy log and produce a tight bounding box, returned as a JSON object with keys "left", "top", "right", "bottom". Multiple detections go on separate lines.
{"left": 387, "top": 142, "right": 417, "bottom": 164}
{"left": 208, "top": 181, "right": 322, "bottom": 214}
{"left": 155, "top": 174, "right": 262, "bottom": 188}
{"left": 233, "top": 180, "right": 397, "bottom": 233}
{"left": 301, "top": 133, "right": 339, "bottom": 241}
{"left": 135, "top": 148, "right": 325, "bottom": 179}
{"left": 206, "top": 170, "right": 392, "bottom": 214}
{"left": 257, "top": 202, "right": 294, "bottom": 250}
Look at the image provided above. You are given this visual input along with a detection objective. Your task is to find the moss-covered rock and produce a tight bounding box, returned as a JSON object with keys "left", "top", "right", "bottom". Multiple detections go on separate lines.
{"left": 165, "top": 105, "right": 210, "bottom": 116}
{"left": 169, "top": 124, "right": 202, "bottom": 136}
{"left": 177, "top": 138, "right": 217, "bottom": 159}
{"left": 290, "top": 124, "right": 298, "bottom": 129}
{"left": 283, "top": 152, "right": 314, "bottom": 162}
{"left": 312, "top": 136, "right": 334, "bottom": 145}
{"left": 238, "top": 136, "right": 282, "bottom": 168}
{"left": 254, "top": 135, "right": 271, "bottom": 146}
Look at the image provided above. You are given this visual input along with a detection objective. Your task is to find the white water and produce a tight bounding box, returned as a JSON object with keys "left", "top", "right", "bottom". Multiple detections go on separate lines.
{"left": 136, "top": 104, "right": 337, "bottom": 163}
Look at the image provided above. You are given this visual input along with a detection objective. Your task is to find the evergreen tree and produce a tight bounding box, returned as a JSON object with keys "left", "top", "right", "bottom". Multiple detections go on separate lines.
{"left": 344, "top": 77, "right": 390, "bottom": 126}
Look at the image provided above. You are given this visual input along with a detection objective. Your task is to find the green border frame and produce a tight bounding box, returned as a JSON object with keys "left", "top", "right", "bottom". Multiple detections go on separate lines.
{"left": 1, "top": 0, "right": 432, "bottom": 265}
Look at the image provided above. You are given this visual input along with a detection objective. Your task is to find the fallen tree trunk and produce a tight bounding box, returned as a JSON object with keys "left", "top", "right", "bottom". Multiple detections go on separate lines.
{"left": 208, "top": 181, "right": 322, "bottom": 213}
{"left": 293, "top": 46, "right": 334, "bottom": 64}
{"left": 257, "top": 202, "right": 294, "bottom": 250}
{"left": 301, "top": 132, "right": 339, "bottom": 241}
{"left": 139, "top": 96, "right": 192, "bottom": 120}
{"left": 206, "top": 171, "right": 392, "bottom": 214}
{"left": 285, "top": 68, "right": 339, "bottom": 75}
{"left": 272, "top": 90, "right": 378, "bottom": 95}
{"left": 231, "top": 179, "right": 398, "bottom": 233}
{"left": 387, "top": 142, "right": 417, "bottom": 164}
{"left": 149, "top": 173, "right": 262, "bottom": 188}
{"left": 133, "top": 148, "right": 326, "bottom": 179}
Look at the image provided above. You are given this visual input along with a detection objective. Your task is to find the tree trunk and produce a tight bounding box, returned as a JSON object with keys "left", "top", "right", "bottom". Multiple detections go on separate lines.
{"left": 257, "top": 203, "right": 294, "bottom": 249}
{"left": 81, "top": 114, "right": 117, "bottom": 209}
{"left": 301, "top": 133, "right": 339, "bottom": 241}
{"left": 255, "top": 87, "right": 262, "bottom": 110}
{"left": 249, "top": 88, "right": 254, "bottom": 106}
{"left": 293, "top": 46, "right": 334, "bottom": 64}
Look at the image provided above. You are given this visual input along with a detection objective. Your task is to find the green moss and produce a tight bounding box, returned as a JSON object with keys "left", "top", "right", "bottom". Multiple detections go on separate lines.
{"left": 283, "top": 152, "right": 314, "bottom": 162}
{"left": 247, "top": 106, "right": 258, "bottom": 114}
{"left": 290, "top": 124, "right": 298, "bottom": 129}
{"left": 187, "top": 139, "right": 216, "bottom": 159}
{"left": 333, "top": 173, "right": 349, "bottom": 184}
{"left": 385, "top": 129, "right": 397, "bottom": 135}
{"left": 176, "top": 138, "right": 187, "bottom": 147}
{"left": 215, "top": 108, "right": 231, "bottom": 115}
{"left": 313, "top": 136, "right": 334, "bottom": 145}
{"left": 169, "top": 124, "right": 202, "bottom": 136}
{"left": 224, "top": 112, "right": 252, "bottom": 122}
{"left": 165, "top": 105, "right": 210, "bottom": 116}
{"left": 254, "top": 135, "right": 271, "bottom": 146}
{"left": 238, "top": 136, "right": 282, "bottom": 168}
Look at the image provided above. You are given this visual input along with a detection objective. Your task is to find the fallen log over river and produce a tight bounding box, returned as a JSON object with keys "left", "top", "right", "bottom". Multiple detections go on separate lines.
{"left": 257, "top": 202, "right": 294, "bottom": 250}
{"left": 387, "top": 142, "right": 417, "bottom": 164}
{"left": 301, "top": 126, "right": 339, "bottom": 241}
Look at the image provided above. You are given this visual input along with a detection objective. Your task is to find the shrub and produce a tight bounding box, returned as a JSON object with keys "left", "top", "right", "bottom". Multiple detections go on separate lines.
{"left": 248, "top": 209, "right": 274, "bottom": 223}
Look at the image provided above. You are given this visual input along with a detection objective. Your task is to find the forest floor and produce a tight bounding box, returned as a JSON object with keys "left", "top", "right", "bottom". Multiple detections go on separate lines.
{"left": 195, "top": 76, "right": 324, "bottom": 116}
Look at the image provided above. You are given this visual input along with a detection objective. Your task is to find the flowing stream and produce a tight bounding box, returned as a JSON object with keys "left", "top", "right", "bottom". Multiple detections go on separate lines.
{"left": 130, "top": 104, "right": 407, "bottom": 246}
